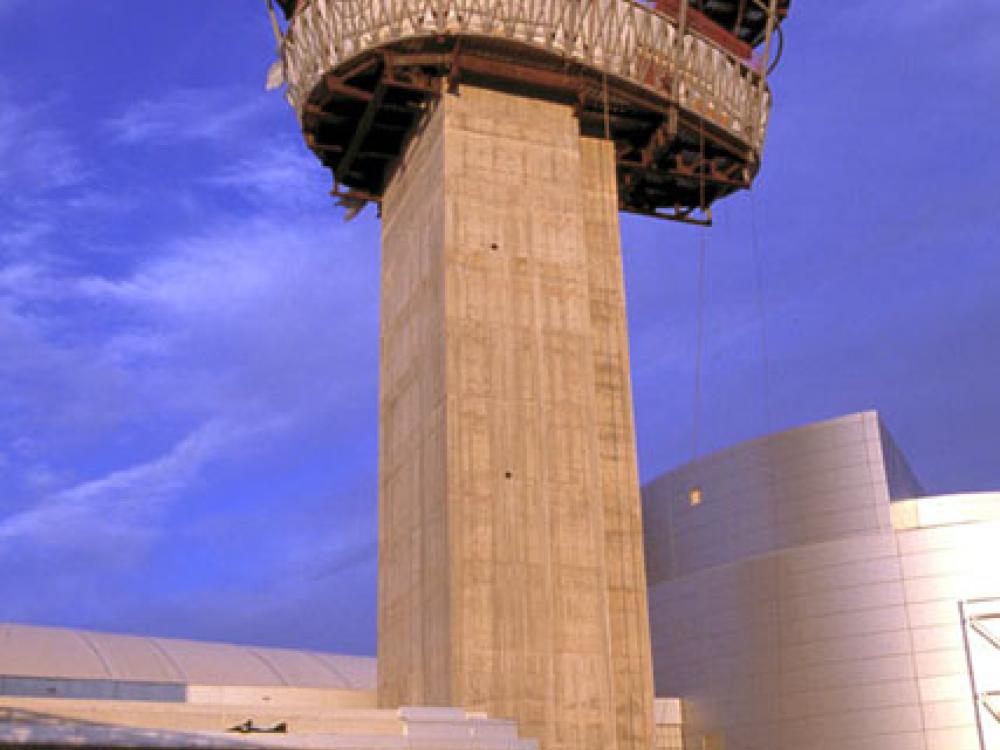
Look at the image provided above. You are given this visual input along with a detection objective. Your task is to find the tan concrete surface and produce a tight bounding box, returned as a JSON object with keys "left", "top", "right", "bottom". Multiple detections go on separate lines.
{"left": 378, "top": 85, "right": 652, "bottom": 750}
{"left": 580, "top": 136, "right": 656, "bottom": 750}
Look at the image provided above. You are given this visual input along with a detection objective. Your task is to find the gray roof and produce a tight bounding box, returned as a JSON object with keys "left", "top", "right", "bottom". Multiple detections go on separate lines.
{"left": 0, "top": 623, "right": 376, "bottom": 691}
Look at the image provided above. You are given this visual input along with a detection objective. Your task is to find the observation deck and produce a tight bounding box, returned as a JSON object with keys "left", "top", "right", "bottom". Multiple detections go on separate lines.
{"left": 270, "top": 0, "right": 790, "bottom": 222}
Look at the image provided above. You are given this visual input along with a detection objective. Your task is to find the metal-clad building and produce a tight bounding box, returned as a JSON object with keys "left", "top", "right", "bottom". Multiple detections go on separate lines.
{"left": 0, "top": 624, "right": 376, "bottom": 704}
{"left": 643, "top": 411, "right": 1000, "bottom": 750}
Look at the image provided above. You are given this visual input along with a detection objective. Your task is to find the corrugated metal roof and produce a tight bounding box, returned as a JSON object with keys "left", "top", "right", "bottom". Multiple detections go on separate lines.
{"left": 0, "top": 624, "right": 375, "bottom": 691}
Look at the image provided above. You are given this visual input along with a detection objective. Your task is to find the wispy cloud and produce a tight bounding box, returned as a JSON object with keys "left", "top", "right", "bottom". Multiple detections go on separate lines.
{"left": 0, "top": 88, "right": 88, "bottom": 253}
{"left": 0, "top": 419, "right": 265, "bottom": 547}
{"left": 1, "top": 208, "right": 376, "bottom": 569}
{"left": 92, "top": 474, "right": 382, "bottom": 653}
{"left": 0, "top": 92, "right": 84, "bottom": 192}
{"left": 0, "top": 65, "right": 382, "bottom": 650}
{"left": 107, "top": 87, "right": 270, "bottom": 145}
{"left": 208, "top": 141, "right": 329, "bottom": 209}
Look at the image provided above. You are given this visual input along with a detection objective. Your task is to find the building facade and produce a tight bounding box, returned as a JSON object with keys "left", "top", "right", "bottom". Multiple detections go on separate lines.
{"left": 643, "top": 411, "right": 1000, "bottom": 750}
{"left": 2, "top": 411, "right": 997, "bottom": 750}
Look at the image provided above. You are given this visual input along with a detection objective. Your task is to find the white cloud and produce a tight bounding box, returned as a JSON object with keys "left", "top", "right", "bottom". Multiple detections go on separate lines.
{"left": 208, "top": 141, "right": 329, "bottom": 209}
{"left": 107, "top": 87, "right": 271, "bottom": 145}
{"left": 0, "top": 215, "right": 57, "bottom": 251}
{"left": 0, "top": 208, "right": 377, "bottom": 557}
{"left": 0, "top": 73, "right": 380, "bottom": 622}
{"left": 0, "top": 88, "right": 89, "bottom": 254}
{"left": 0, "top": 85, "right": 140, "bottom": 279}
{"left": 63, "top": 189, "right": 137, "bottom": 215}
{"left": 0, "top": 92, "right": 84, "bottom": 192}
{"left": 0, "top": 419, "right": 250, "bottom": 546}
{"left": 78, "top": 213, "right": 378, "bottom": 414}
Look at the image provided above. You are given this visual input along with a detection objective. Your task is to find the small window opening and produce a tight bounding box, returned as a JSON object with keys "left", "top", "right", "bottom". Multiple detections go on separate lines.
{"left": 688, "top": 486, "right": 703, "bottom": 507}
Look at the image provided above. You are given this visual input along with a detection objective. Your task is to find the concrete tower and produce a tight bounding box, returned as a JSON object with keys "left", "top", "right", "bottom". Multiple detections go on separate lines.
{"left": 267, "top": 1, "right": 789, "bottom": 749}
{"left": 376, "top": 89, "right": 651, "bottom": 750}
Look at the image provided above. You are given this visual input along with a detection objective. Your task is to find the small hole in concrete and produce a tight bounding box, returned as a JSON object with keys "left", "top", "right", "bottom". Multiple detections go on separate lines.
{"left": 490, "top": 242, "right": 499, "bottom": 251}
{"left": 505, "top": 471, "right": 512, "bottom": 479}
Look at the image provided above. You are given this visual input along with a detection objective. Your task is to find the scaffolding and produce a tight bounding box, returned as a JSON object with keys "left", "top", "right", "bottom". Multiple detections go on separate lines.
{"left": 267, "top": 0, "right": 790, "bottom": 223}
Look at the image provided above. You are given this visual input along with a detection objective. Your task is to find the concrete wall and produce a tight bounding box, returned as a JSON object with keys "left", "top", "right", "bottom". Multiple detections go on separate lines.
{"left": 378, "top": 66, "right": 452, "bottom": 710}
{"left": 581, "top": 134, "right": 655, "bottom": 750}
{"left": 643, "top": 412, "right": 1000, "bottom": 750}
{"left": 378, "top": 85, "right": 652, "bottom": 750}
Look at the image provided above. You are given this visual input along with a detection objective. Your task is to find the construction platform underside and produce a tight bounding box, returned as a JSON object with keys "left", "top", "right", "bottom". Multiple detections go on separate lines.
{"left": 272, "top": 0, "right": 789, "bottom": 223}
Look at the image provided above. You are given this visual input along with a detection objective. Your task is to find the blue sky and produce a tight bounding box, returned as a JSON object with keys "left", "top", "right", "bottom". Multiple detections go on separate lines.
{"left": 0, "top": 2, "right": 997, "bottom": 656}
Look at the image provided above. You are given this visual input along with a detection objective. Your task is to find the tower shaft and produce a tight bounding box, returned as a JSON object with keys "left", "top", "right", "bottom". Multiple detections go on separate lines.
{"left": 377, "top": 85, "right": 653, "bottom": 750}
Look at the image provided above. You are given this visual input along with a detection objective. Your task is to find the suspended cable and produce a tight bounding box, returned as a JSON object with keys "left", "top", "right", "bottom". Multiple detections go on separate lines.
{"left": 748, "top": 190, "right": 773, "bottom": 435}
{"left": 691, "top": 229, "right": 707, "bottom": 462}
{"left": 767, "top": 25, "right": 785, "bottom": 75}
{"left": 690, "top": 94, "right": 710, "bottom": 462}
{"left": 748, "top": 188, "right": 786, "bottom": 723}
{"left": 698, "top": 106, "right": 707, "bottom": 222}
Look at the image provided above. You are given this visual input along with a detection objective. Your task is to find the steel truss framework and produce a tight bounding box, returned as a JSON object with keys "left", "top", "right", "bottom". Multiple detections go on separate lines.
{"left": 272, "top": 0, "right": 785, "bottom": 222}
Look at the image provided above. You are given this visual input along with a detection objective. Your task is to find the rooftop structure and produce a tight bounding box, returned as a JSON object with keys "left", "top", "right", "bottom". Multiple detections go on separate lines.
{"left": 0, "top": 624, "right": 375, "bottom": 699}
{"left": 269, "top": 0, "right": 790, "bottom": 223}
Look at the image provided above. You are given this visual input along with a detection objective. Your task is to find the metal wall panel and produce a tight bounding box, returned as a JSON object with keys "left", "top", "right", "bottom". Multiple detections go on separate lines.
{"left": 642, "top": 411, "right": 1000, "bottom": 750}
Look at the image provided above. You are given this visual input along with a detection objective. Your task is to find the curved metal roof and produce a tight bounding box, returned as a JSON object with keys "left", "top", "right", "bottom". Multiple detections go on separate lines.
{"left": 0, "top": 623, "right": 376, "bottom": 691}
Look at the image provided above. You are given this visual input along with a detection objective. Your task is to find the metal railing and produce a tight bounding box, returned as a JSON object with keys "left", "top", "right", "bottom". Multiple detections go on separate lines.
{"left": 275, "top": 0, "right": 771, "bottom": 149}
